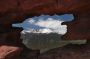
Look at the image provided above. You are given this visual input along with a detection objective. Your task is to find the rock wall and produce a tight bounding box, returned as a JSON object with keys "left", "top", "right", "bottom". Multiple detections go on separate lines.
{"left": 0, "top": 0, "right": 90, "bottom": 59}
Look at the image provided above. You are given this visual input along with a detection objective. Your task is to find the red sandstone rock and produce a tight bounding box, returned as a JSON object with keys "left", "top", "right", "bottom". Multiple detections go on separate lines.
{"left": 62, "top": 13, "right": 90, "bottom": 40}
{"left": 0, "top": 0, "right": 17, "bottom": 14}
{"left": 0, "top": 0, "right": 90, "bottom": 40}
{"left": 5, "top": 29, "right": 22, "bottom": 46}
{"left": 38, "top": 44, "right": 90, "bottom": 59}
{"left": 0, "top": 45, "right": 22, "bottom": 59}
{"left": 19, "top": 0, "right": 57, "bottom": 15}
{"left": 57, "top": 0, "right": 90, "bottom": 13}
{"left": 0, "top": 0, "right": 90, "bottom": 59}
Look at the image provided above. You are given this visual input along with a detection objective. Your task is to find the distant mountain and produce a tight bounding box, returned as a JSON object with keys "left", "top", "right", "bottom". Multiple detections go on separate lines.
{"left": 12, "top": 14, "right": 86, "bottom": 53}
{"left": 21, "top": 32, "right": 87, "bottom": 53}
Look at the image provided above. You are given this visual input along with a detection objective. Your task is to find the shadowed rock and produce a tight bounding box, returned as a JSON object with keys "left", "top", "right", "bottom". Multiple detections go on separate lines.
{"left": 0, "top": 0, "right": 90, "bottom": 59}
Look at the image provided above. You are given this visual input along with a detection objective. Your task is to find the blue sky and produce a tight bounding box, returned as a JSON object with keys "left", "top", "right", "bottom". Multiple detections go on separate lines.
{"left": 12, "top": 14, "right": 74, "bottom": 34}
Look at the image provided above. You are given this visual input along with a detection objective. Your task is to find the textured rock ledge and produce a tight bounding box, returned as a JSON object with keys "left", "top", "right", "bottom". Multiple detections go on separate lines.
{"left": 0, "top": 45, "right": 22, "bottom": 59}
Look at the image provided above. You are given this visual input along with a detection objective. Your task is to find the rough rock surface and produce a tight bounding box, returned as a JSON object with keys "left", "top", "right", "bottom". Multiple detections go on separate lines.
{"left": 0, "top": 0, "right": 90, "bottom": 59}
{"left": 0, "top": 45, "right": 22, "bottom": 59}
{"left": 38, "top": 42, "right": 90, "bottom": 59}
{"left": 0, "top": 0, "right": 89, "bottom": 40}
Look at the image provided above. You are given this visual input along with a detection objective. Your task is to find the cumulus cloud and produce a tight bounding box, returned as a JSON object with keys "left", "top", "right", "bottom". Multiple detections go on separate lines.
{"left": 12, "top": 14, "right": 74, "bottom": 35}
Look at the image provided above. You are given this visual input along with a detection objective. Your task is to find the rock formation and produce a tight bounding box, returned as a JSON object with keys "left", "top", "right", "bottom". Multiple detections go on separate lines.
{"left": 0, "top": 45, "right": 22, "bottom": 59}
{"left": 0, "top": 0, "right": 90, "bottom": 59}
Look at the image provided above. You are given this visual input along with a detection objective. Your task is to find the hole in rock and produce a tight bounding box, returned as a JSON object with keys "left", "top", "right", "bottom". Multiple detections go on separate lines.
{"left": 12, "top": 14, "right": 87, "bottom": 53}
{"left": 12, "top": 14, "right": 74, "bottom": 34}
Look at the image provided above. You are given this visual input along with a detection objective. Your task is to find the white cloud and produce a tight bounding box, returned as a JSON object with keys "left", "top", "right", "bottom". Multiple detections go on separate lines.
{"left": 12, "top": 14, "right": 74, "bottom": 35}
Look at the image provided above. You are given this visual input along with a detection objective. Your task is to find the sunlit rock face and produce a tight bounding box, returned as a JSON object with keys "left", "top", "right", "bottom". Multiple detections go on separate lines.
{"left": 12, "top": 14, "right": 87, "bottom": 53}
